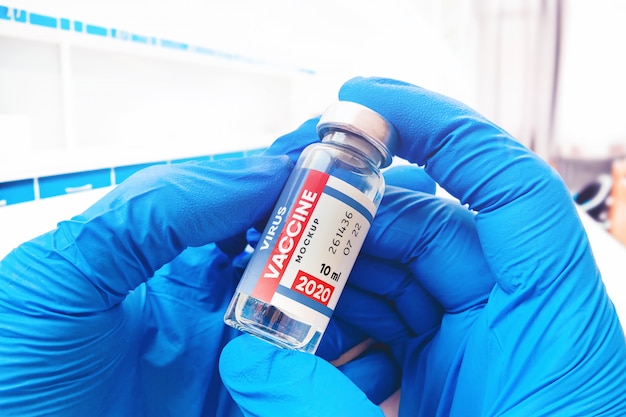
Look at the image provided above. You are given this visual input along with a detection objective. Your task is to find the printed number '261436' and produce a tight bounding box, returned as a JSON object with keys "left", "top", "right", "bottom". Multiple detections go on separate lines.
{"left": 292, "top": 271, "right": 335, "bottom": 306}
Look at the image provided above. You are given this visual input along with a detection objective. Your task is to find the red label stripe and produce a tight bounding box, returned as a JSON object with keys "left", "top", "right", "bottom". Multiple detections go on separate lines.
{"left": 251, "top": 170, "right": 329, "bottom": 302}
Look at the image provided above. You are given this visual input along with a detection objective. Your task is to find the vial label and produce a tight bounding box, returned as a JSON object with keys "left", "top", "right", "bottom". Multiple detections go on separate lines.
{"left": 238, "top": 168, "right": 376, "bottom": 331}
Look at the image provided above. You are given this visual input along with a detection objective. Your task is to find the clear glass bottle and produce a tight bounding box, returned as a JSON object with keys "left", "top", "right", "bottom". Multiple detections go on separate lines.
{"left": 224, "top": 101, "right": 398, "bottom": 353}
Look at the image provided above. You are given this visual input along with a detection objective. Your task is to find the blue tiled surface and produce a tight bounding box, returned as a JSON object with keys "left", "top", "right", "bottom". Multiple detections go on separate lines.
{"left": 29, "top": 13, "right": 57, "bottom": 28}
{"left": 39, "top": 169, "right": 112, "bottom": 199}
{"left": 0, "top": 179, "right": 35, "bottom": 206}
{"left": 0, "top": 148, "right": 267, "bottom": 206}
{"left": 86, "top": 24, "right": 107, "bottom": 37}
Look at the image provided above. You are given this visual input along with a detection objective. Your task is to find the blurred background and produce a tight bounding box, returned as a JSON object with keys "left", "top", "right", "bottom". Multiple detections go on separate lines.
{"left": 1, "top": 0, "right": 626, "bottom": 255}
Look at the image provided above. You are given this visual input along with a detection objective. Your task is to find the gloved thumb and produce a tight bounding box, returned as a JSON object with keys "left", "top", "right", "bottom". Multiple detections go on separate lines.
{"left": 220, "top": 335, "right": 384, "bottom": 417}
{"left": 383, "top": 164, "right": 436, "bottom": 195}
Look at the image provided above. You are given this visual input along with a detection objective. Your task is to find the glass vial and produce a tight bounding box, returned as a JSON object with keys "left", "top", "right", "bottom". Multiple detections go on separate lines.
{"left": 224, "top": 101, "right": 398, "bottom": 353}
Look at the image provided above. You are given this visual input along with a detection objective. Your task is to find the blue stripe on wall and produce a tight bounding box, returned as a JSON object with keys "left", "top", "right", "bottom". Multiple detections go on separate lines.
{"left": 160, "top": 39, "right": 188, "bottom": 50}
{"left": 13, "top": 8, "right": 26, "bottom": 22}
{"left": 29, "top": 13, "right": 57, "bottom": 28}
{"left": 0, "top": 150, "right": 269, "bottom": 206}
{"left": 131, "top": 34, "right": 148, "bottom": 44}
{"left": 86, "top": 24, "right": 107, "bottom": 36}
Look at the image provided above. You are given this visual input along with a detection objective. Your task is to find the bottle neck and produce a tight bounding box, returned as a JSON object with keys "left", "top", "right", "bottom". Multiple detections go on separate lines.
{"left": 321, "top": 131, "right": 384, "bottom": 168}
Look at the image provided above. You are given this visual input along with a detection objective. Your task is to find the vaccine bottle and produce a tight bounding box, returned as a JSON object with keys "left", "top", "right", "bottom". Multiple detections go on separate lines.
{"left": 224, "top": 101, "right": 398, "bottom": 353}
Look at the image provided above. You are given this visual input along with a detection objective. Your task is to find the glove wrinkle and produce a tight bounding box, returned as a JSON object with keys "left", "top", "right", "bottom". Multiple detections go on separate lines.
{"left": 363, "top": 187, "right": 495, "bottom": 314}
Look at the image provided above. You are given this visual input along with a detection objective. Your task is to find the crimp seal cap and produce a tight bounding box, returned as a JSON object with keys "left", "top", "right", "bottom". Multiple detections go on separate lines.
{"left": 316, "top": 101, "right": 398, "bottom": 168}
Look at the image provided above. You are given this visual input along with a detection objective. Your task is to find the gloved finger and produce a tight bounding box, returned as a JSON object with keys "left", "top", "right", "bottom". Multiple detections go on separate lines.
{"left": 215, "top": 233, "right": 250, "bottom": 259}
{"left": 262, "top": 116, "right": 320, "bottom": 165}
{"left": 343, "top": 255, "right": 444, "bottom": 338}
{"left": 316, "top": 317, "right": 370, "bottom": 362}
{"left": 149, "top": 243, "right": 239, "bottom": 309}
{"left": 135, "top": 244, "right": 242, "bottom": 416}
{"left": 360, "top": 186, "right": 494, "bottom": 313}
{"left": 317, "top": 284, "right": 410, "bottom": 364}
{"left": 339, "top": 76, "right": 591, "bottom": 300}
{"left": 383, "top": 164, "right": 436, "bottom": 195}
{"left": 225, "top": 117, "right": 321, "bottom": 245}
{"left": 318, "top": 328, "right": 402, "bottom": 406}
{"left": 220, "top": 334, "right": 384, "bottom": 416}
{"left": 335, "top": 345, "right": 401, "bottom": 406}
{"left": 0, "top": 155, "right": 293, "bottom": 315}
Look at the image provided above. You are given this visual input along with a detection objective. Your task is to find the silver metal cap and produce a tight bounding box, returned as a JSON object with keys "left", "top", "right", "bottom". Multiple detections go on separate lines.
{"left": 316, "top": 101, "right": 398, "bottom": 168}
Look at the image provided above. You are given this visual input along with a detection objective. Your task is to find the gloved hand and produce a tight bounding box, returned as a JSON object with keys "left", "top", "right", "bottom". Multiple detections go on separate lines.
{"left": 0, "top": 157, "right": 289, "bottom": 416}
{"left": 0, "top": 113, "right": 438, "bottom": 416}
{"left": 0, "top": 117, "right": 328, "bottom": 416}
{"left": 219, "top": 77, "right": 626, "bottom": 416}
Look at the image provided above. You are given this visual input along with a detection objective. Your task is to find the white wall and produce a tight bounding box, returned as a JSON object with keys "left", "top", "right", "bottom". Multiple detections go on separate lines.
{"left": 4, "top": 0, "right": 465, "bottom": 89}
{"left": 1, "top": 0, "right": 474, "bottom": 180}
{"left": 5, "top": 0, "right": 624, "bottom": 165}
{"left": 1, "top": 0, "right": 475, "bottom": 253}
{"left": 555, "top": 0, "right": 626, "bottom": 157}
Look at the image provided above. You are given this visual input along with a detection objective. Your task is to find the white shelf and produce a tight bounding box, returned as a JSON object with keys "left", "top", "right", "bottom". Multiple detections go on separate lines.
{"left": 0, "top": 4, "right": 318, "bottom": 183}
{"left": 0, "top": 137, "right": 274, "bottom": 183}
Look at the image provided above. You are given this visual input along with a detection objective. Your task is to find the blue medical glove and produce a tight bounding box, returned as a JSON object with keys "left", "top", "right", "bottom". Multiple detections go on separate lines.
{"left": 0, "top": 155, "right": 298, "bottom": 416}
{"left": 339, "top": 77, "right": 626, "bottom": 415}
{"left": 0, "top": 114, "right": 405, "bottom": 416}
{"left": 220, "top": 77, "right": 626, "bottom": 417}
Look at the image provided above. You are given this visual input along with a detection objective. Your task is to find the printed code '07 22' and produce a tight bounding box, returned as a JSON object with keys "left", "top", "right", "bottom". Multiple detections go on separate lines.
{"left": 291, "top": 271, "right": 335, "bottom": 306}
